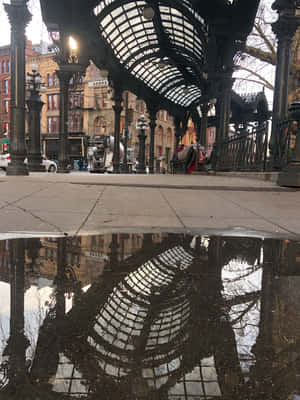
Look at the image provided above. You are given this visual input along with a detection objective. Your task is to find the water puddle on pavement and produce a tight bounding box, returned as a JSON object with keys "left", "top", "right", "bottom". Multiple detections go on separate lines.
{"left": 0, "top": 232, "right": 300, "bottom": 399}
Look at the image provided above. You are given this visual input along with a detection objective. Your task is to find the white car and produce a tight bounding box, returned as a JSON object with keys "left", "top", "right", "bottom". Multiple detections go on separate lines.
{"left": 0, "top": 153, "right": 57, "bottom": 172}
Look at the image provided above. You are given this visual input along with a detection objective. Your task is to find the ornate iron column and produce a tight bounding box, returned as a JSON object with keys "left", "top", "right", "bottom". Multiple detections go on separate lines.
{"left": 121, "top": 91, "right": 129, "bottom": 173}
{"left": 5, "top": 0, "right": 31, "bottom": 176}
{"left": 26, "top": 66, "right": 45, "bottom": 172}
{"left": 136, "top": 115, "right": 148, "bottom": 174}
{"left": 200, "top": 103, "right": 210, "bottom": 146}
{"left": 112, "top": 84, "right": 123, "bottom": 174}
{"left": 270, "top": 3, "right": 300, "bottom": 169}
{"left": 56, "top": 69, "right": 73, "bottom": 173}
{"left": 174, "top": 116, "right": 181, "bottom": 151}
{"left": 147, "top": 103, "right": 157, "bottom": 174}
{"left": 278, "top": 101, "right": 300, "bottom": 186}
{"left": 216, "top": 74, "right": 233, "bottom": 142}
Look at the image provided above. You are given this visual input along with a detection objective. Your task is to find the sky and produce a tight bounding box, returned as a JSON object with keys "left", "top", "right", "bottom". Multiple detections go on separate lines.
{"left": 0, "top": 0, "right": 49, "bottom": 46}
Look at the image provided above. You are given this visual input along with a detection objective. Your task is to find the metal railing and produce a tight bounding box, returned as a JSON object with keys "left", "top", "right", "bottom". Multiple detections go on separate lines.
{"left": 214, "top": 122, "right": 269, "bottom": 172}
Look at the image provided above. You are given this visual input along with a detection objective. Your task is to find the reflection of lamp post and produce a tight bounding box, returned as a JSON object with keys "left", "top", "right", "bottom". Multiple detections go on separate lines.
{"left": 5, "top": 0, "right": 31, "bottom": 176}
{"left": 26, "top": 64, "right": 45, "bottom": 172}
{"left": 136, "top": 114, "right": 148, "bottom": 174}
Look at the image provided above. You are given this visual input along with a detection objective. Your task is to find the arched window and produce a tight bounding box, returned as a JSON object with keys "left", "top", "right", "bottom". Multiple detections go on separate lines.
{"left": 2, "top": 61, "right": 5, "bottom": 73}
{"left": 6, "top": 60, "right": 10, "bottom": 73}
{"left": 157, "top": 125, "right": 163, "bottom": 142}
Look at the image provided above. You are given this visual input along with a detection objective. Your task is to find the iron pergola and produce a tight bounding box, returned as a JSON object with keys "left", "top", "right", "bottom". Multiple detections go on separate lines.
{"left": 39, "top": 0, "right": 260, "bottom": 119}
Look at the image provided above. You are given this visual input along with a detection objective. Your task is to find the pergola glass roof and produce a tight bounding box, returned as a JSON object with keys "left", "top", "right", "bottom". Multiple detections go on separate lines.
{"left": 93, "top": 1, "right": 206, "bottom": 107}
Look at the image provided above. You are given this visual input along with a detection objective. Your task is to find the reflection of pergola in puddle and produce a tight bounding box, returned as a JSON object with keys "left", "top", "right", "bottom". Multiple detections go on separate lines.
{"left": 42, "top": 239, "right": 244, "bottom": 399}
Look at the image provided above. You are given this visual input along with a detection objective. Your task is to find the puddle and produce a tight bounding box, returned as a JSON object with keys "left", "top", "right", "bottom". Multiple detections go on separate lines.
{"left": 0, "top": 232, "right": 300, "bottom": 399}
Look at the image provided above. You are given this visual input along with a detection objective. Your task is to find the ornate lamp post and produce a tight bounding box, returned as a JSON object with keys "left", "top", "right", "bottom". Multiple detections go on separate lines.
{"left": 5, "top": 0, "right": 31, "bottom": 176}
{"left": 26, "top": 64, "right": 45, "bottom": 172}
{"left": 54, "top": 34, "right": 88, "bottom": 173}
{"left": 121, "top": 91, "right": 130, "bottom": 173}
{"left": 136, "top": 114, "right": 148, "bottom": 174}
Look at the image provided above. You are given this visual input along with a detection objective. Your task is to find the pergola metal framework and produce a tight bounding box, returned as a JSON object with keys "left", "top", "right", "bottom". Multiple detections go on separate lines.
{"left": 40, "top": 0, "right": 260, "bottom": 117}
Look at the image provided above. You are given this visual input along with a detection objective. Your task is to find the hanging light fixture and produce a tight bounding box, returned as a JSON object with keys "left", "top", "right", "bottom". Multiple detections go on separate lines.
{"left": 142, "top": 5, "right": 155, "bottom": 20}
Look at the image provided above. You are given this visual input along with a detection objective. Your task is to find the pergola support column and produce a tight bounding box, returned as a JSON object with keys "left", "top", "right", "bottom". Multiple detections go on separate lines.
{"left": 5, "top": 1, "right": 31, "bottom": 176}
{"left": 216, "top": 75, "right": 233, "bottom": 142}
{"left": 112, "top": 84, "right": 123, "bottom": 174}
{"left": 147, "top": 103, "right": 158, "bottom": 174}
{"left": 270, "top": 9, "right": 299, "bottom": 169}
{"left": 174, "top": 116, "right": 181, "bottom": 151}
{"left": 200, "top": 103, "right": 210, "bottom": 146}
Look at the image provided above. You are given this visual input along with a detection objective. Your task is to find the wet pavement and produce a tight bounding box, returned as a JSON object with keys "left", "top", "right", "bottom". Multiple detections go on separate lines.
{"left": 1, "top": 231, "right": 300, "bottom": 399}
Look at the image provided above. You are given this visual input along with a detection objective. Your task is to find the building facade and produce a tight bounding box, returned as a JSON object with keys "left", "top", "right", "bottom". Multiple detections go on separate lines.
{"left": 25, "top": 53, "right": 175, "bottom": 170}
{"left": 0, "top": 41, "right": 38, "bottom": 152}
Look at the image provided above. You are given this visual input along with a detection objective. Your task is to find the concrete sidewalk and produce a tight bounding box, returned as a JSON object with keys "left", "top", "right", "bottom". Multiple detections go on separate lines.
{"left": 0, "top": 171, "right": 299, "bottom": 238}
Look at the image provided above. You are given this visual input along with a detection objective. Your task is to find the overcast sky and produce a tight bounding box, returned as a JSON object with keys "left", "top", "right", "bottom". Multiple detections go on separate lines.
{"left": 0, "top": 0, "right": 48, "bottom": 46}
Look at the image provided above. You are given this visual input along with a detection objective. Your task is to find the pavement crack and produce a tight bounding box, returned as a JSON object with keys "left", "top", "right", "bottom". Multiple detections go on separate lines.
{"left": 75, "top": 186, "right": 107, "bottom": 235}
{"left": 215, "top": 192, "right": 297, "bottom": 236}
{"left": 0, "top": 187, "right": 48, "bottom": 210}
{"left": 0, "top": 186, "right": 64, "bottom": 232}
{"left": 158, "top": 188, "right": 186, "bottom": 228}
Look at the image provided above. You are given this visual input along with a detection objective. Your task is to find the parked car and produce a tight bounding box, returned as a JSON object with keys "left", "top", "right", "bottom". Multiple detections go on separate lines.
{"left": 0, "top": 153, "right": 57, "bottom": 172}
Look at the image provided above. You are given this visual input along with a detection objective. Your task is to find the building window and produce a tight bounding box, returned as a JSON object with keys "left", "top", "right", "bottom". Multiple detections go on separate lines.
{"left": 102, "top": 92, "right": 108, "bottom": 108}
{"left": 6, "top": 60, "right": 10, "bottom": 73}
{"left": 3, "top": 80, "right": 9, "bottom": 94}
{"left": 47, "top": 73, "right": 52, "bottom": 87}
{"left": 4, "top": 100, "right": 9, "bottom": 113}
{"left": 94, "top": 116, "right": 106, "bottom": 134}
{"left": 53, "top": 73, "right": 57, "bottom": 87}
{"left": 47, "top": 94, "right": 59, "bottom": 110}
{"left": 2, "top": 61, "right": 5, "bottom": 73}
{"left": 47, "top": 117, "right": 59, "bottom": 133}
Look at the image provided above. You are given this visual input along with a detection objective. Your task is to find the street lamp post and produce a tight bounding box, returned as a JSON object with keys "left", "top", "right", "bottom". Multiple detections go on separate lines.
{"left": 5, "top": 0, "right": 31, "bottom": 176}
{"left": 54, "top": 34, "right": 88, "bottom": 173}
{"left": 136, "top": 114, "right": 148, "bottom": 174}
{"left": 26, "top": 65, "right": 45, "bottom": 172}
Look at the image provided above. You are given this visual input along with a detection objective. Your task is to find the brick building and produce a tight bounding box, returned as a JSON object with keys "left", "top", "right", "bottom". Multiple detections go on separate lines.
{"left": 0, "top": 41, "right": 38, "bottom": 152}
{"left": 25, "top": 53, "right": 175, "bottom": 170}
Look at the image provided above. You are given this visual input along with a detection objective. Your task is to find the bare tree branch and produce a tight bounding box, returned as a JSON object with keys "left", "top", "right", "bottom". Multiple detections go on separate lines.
{"left": 235, "top": 66, "right": 274, "bottom": 90}
{"left": 244, "top": 45, "right": 276, "bottom": 65}
{"left": 254, "top": 23, "right": 276, "bottom": 55}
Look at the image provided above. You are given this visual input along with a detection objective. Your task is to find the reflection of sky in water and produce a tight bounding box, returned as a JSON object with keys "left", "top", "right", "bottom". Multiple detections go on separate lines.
{"left": 0, "top": 281, "right": 54, "bottom": 382}
{"left": 222, "top": 260, "right": 262, "bottom": 373}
